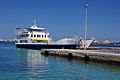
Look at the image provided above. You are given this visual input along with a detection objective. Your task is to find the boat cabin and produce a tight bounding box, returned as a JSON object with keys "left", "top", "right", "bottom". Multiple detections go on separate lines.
{"left": 16, "top": 23, "right": 49, "bottom": 43}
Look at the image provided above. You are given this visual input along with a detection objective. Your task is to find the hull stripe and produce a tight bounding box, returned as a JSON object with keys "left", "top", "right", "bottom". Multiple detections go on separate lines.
{"left": 16, "top": 44, "right": 77, "bottom": 49}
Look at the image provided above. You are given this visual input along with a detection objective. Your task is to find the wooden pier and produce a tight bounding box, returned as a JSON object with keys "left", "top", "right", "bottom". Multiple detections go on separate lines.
{"left": 41, "top": 49, "right": 120, "bottom": 64}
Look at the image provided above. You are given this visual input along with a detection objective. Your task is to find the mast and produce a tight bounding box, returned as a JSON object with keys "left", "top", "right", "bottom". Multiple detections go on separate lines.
{"left": 33, "top": 19, "right": 37, "bottom": 28}
{"left": 84, "top": 4, "right": 88, "bottom": 50}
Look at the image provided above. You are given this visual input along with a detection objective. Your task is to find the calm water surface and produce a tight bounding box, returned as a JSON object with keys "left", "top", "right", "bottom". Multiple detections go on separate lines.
{"left": 0, "top": 42, "right": 120, "bottom": 80}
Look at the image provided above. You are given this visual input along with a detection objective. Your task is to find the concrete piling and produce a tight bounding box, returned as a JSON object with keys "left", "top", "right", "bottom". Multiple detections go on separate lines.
{"left": 41, "top": 49, "right": 120, "bottom": 64}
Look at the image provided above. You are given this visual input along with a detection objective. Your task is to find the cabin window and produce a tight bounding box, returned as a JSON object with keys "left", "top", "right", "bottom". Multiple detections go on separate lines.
{"left": 34, "top": 35, "right": 36, "bottom": 37}
{"left": 20, "top": 34, "right": 28, "bottom": 38}
{"left": 31, "top": 35, "right": 32, "bottom": 37}
{"left": 42, "top": 35, "right": 43, "bottom": 38}
{"left": 45, "top": 35, "right": 46, "bottom": 38}
{"left": 20, "top": 40, "right": 28, "bottom": 43}
{"left": 37, "top": 35, "right": 41, "bottom": 37}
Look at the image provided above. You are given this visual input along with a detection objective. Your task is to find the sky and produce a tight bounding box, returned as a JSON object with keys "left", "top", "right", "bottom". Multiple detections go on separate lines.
{"left": 0, "top": 0, "right": 120, "bottom": 42}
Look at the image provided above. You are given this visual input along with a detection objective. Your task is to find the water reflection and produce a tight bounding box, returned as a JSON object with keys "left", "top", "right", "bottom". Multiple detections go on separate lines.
{"left": 16, "top": 49, "right": 48, "bottom": 71}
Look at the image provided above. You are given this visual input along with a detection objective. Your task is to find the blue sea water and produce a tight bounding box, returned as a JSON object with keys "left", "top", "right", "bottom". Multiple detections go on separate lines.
{"left": 0, "top": 42, "right": 120, "bottom": 80}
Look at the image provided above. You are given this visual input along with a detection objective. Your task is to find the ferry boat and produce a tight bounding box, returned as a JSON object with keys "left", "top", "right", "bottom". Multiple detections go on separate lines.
{"left": 15, "top": 21, "right": 94, "bottom": 49}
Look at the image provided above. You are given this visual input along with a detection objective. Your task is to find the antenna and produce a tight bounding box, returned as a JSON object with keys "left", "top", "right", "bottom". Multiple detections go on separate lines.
{"left": 33, "top": 19, "right": 37, "bottom": 28}
{"left": 84, "top": 4, "right": 88, "bottom": 50}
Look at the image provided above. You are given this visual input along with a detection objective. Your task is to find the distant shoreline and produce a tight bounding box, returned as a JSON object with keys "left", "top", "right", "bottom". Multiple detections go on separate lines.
{"left": 93, "top": 41, "right": 120, "bottom": 45}
{"left": 0, "top": 40, "right": 16, "bottom": 42}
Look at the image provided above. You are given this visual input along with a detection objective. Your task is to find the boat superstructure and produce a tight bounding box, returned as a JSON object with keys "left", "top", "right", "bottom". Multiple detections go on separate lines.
{"left": 16, "top": 21, "right": 49, "bottom": 44}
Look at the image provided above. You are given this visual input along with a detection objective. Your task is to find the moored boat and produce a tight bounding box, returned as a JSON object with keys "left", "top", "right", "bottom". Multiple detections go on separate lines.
{"left": 15, "top": 21, "right": 94, "bottom": 49}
